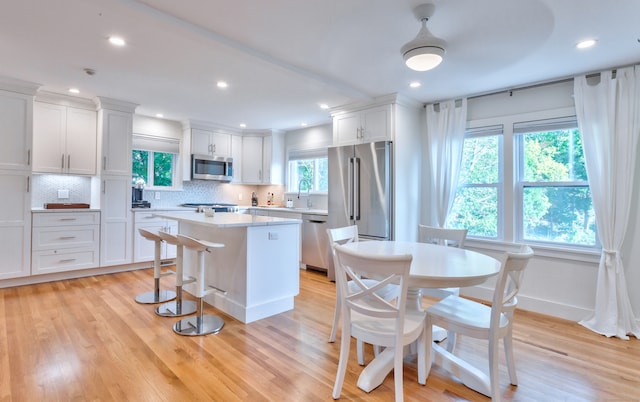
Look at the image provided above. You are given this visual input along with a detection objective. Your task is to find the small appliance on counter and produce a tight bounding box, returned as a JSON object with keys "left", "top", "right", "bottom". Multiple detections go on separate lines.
{"left": 132, "top": 186, "right": 151, "bottom": 208}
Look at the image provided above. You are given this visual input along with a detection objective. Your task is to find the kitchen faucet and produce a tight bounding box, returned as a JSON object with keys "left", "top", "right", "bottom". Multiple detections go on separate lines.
{"left": 297, "top": 178, "right": 312, "bottom": 209}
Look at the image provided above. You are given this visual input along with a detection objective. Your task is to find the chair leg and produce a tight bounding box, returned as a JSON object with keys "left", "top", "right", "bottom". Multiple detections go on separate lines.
{"left": 357, "top": 339, "right": 365, "bottom": 365}
{"left": 156, "top": 246, "right": 196, "bottom": 317}
{"left": 332, "top": 325, "right": 351, "bottom": 399}
{"left": 504, "top": 329, "right": 518, "bottom": 385}
{"left": 488, "top": 335, "right": 501, "bottom": 402}
{"left": 329, "top": 292, "right": 340, "bottom": 343}
{"left": 417, "top": 322, "right": 427, "bottom": 385}
{"left": 135, "top": 240, "right": 176, "bottom": 304}
{"left": 424, "top": 316, "right": 433, "bottom": 383}
{"left": 393, "top": 343, "right": 405, "bottom": 402}
{"left": 446, "top": 330, "right": 457, "bottom": 353}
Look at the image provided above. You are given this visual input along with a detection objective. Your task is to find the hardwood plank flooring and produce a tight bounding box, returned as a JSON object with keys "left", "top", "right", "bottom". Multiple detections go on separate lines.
{"left": 1, "top": 267, "right": 639, "bottom": 401}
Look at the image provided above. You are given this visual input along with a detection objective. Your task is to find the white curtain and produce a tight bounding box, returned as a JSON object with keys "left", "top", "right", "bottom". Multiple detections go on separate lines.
{"left": 425, "top": 98, "right": 468, "bottom": 227}
{"left": 574, "top": 66, "right": 640, "bottom": 340}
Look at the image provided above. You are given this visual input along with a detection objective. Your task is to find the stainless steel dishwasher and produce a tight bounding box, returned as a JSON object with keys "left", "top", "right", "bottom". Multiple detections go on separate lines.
{"left": 301, "top": 213, "right": 328, "bottom": 271}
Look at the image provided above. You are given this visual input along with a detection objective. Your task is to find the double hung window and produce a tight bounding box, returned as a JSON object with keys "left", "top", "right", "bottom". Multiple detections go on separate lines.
{"left": 132, "top": 134, "right": 180, "bottom": 190}
{"left": 287, "top": 148, "right": 328, "bottom": 193}
{"left": 448, "top": 116, "right": 597, "bottom": 249}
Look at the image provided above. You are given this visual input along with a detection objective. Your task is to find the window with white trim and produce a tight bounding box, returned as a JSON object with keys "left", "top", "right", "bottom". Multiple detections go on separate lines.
{"left": 132, "top": 134, "right": 180, "bottom": 190}
{"left": 515, "top": 117, "right": 596, "bottom": 247}
{"left": 446, "top": 125, "right": 503, "bottom": 238}
{"left": 287, "top": 148, "right": 328, "bottom": 193}
{"left": 448, "top": 117, "right": 597, "bottom": 249}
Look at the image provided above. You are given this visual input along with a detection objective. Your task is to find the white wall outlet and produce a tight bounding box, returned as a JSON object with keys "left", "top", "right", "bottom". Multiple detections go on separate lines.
{"left": 154, "top": 192, "right": 160, "bottom": 200}
{"left": 238, "top": 193, "right": 243, "bottom": 201}
{"left": 57, "top": 189, "right": 70, "bottom": 199}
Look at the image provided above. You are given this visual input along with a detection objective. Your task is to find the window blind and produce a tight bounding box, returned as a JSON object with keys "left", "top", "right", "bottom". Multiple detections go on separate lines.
{"left": 132, "top": 134, "right": 180, "bottom": 154}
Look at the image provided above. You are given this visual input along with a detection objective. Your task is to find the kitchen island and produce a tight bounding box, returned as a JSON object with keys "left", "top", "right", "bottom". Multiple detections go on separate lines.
{"left": 153, "top": 211, "right": 301, "bottom": 323}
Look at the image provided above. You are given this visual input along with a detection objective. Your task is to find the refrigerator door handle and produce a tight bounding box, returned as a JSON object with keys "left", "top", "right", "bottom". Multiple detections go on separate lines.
{"left": 353, "top": 157, "right": 360, "bottom": 220}
{"left": 348, "top": 157, "right": 354, "bottom": 220}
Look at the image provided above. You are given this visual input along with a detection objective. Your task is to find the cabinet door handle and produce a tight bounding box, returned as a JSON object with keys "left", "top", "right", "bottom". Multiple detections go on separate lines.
{"left": 103, "top": 156, "right": 107, "bottom": 170}
{"left": 67, "top": 155, "right": 71, "bottom": 170}
{"left": 213, "top": 144, "right": 216, "bottom": 153}
{"left": 59, "top": 258, "right": 77, "bottom": 263}
{"left": 26, "top": 176, "right": 30, "bottom": 193}
{"left": 60, "top": 218, "right": 77, "bottom": 221}
{"left": 61, "top": 154, "right": 65, "bottom": 169}
{"left": 59, "top": 236, "right": 77, "bottom": 240}
{"left": 27, "top": 149, "right": 31, "bottom": 166}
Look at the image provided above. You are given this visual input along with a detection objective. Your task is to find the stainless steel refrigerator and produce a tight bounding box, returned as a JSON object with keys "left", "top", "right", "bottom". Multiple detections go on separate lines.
{"left": 327, "top": 141, "right": 393, "bottom": 279}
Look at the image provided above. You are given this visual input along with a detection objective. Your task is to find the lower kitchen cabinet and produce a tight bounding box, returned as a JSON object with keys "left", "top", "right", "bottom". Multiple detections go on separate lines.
{"left": 133, "top": 211, "right": 178, "bottom": 263}
{"left": 31, "top": 211, "right": 100, "bottom": 275}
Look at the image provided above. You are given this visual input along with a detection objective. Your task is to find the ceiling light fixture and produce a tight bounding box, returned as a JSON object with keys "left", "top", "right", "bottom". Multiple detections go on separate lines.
{"left": 68, "top": 88, "right": 80, "bottom": 94}
{"left": 319, "top": 103, "right": 329, "bottom": 109}
{"left": 155, "top": 113, "right": 164, "bottom": 118}
{"left": 239, "top": 123, "right": 246, "bottom": 128}
{"left": 576, "top": 39, "right": 597, "bottom": 49}
{"left": 409, "top": 81, "right": 421, "bottom": 88}
{"left": 401, "top": 3, "right": 446, "bottom": 72}
{"left": 217, "top": 81, "right": 228, "bottom": 88}
{"left": 108, "top": 36, "right": 126, "bottom": 46}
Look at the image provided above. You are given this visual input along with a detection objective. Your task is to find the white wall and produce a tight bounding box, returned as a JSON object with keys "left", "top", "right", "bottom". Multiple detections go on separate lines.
{"left": 423, "top": 80, "right": 640, "bottom": 325}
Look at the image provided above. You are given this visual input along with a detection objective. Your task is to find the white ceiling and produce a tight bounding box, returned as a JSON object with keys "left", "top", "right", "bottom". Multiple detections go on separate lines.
{"left": 1, "top": 0, "right": 639, "bottom": 131}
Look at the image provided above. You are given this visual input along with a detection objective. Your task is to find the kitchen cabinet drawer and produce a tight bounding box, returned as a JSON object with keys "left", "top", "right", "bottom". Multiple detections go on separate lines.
{"left": 33, "top": 211, "right": 100, "bottom": 226}
{"left": 32, "top": 225, "right": 99, "bottom": 251}
{"left": 32, "top": 247, "right": 99, "bottom": 275}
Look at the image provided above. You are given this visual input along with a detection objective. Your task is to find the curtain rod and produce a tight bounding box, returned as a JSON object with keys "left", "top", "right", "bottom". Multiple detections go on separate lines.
{"left": 425, "top": 63, "right": 636, "bottom": 106}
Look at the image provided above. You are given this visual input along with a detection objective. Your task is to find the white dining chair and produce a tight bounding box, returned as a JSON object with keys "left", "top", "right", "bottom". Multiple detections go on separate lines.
{"left": 418, "top": 224, "right": 468, "bottom": 343}
{"left": 424, "top": 244, "right": 534, "bottom": 402}
{"left": 327, "top": 226, "right": 399, "bottom": 365}
{"left": 332, "top": 244, "right": 427, "bottom": 402}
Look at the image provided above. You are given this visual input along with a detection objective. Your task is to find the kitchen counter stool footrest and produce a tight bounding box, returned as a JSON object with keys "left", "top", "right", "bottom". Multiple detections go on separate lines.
{"left": 135, "top": 228, "right": 177, "bottom": 304}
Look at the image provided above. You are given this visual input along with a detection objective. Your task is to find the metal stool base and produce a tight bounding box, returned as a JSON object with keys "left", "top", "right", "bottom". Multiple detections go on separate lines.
{"left": 135, "top": 289, "right": 176, "bottom": 304}
{"left": 155, "top": 300, "right": 197, "bottom": 317}
{"left": 173, "top": 315, "right": 224, "bottom": 336}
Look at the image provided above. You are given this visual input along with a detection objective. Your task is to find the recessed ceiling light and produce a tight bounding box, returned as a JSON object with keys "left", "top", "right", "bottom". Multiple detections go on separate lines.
{"left": 217, "top": 81, "right": 228, "bottom": 88}
{"left": 409, "top": 81, "right": 421, "bottom": 88}
{"left": 239, "top": 123, "right": 246, "bottom": 128}
{"left": 68, "top": 88, "right": 80, "bottom": 94}
{"left": 108, "top": 36, "right": 126, "bottom": 46}
{"left": 577, "top": 39, "right": 597, "bottom": 49}
{"left": 319, "top": 103, "right": 329, "bottom": 109}
{"left": 301, "top": 123, "right": 308, "bottom": 127}
{"left": 155, "top": 113, "right": 164, "bottom": 118}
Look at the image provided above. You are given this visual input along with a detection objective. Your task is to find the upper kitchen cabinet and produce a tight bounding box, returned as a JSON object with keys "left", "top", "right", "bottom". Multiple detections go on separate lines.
{"left": 332, "top": 103, "right": 392, "bottom": 145}
{"left": 240, "top": 130, "right": 284, "bottom": 185}
{"left": 95, "top": 97, "right": 138, "bottom": 176}
{"left": 33, "top": 99, "right": 97, "bottom": 175}
{"left": 190, "top": 128, "right": 231, "bottom": 157}
{"left": 0, "top": 87, "right": 35, "bottom": 171}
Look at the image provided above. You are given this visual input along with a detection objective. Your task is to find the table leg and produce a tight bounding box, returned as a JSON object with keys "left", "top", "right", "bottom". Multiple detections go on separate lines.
{"left": 432, "top": 343, "right": 491, "bottom": 397}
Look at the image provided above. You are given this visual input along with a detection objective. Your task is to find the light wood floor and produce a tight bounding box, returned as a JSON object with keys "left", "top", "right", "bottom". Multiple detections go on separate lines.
{"left": 1, "top": 267, "right": 639, "bottom": 401}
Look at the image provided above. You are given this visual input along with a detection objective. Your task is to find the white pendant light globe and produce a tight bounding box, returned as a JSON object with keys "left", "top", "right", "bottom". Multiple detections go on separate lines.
{"left": 401, "top": 4, "right": 446, "bottom": 72}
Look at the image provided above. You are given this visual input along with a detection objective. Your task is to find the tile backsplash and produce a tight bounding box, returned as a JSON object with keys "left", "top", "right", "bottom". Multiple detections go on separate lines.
{"left": 31, "top": 174, "right": 92, "bottom": 208}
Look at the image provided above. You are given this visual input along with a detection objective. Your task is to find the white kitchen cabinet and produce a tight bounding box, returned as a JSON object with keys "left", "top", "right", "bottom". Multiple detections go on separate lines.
{"left": 96, "top": 100, "right": 136, "bottom": 175}
{"left": 231, "top": 134, "right": 242, "bottom": 183}
{"left": 333, "top": 104, "right": 392, "bottom": 145}
{"left": 133, "top": 211, "right": 178, "bottom": 262}
{"left": 241, "top": 136, "right": 264, "bottom": 183}
{"left": 33, "top": 101, "right": 97, "bottom": 175}
{"left": 240, "top": 131, "right": 284, "bottom": 184}
{"left": 0, "top": 90, "right": 33, "bottom": 171}
{"left": 95, "top": 98, "right": 137, "bottom": 267}
{"left": 191, "top": 128, "right": 231, "bottom": 157}
{"left": 99, "top": 175, "right": 132, "bottom": 266}
{"left": 0, "top": 171, "right": 31, "bottom": 280}
{"left": 31, "top": 211, "right": 100, "bottom": 275}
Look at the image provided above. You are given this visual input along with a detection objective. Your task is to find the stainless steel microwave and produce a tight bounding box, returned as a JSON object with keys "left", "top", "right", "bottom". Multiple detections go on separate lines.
{"left": 191, "top": 154, "right": 233, "bottom": 182}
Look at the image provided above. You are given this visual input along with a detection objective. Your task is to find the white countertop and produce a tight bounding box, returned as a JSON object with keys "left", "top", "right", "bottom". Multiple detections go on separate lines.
{"left": 153, "top": 210, "right": 302, "bottom": 228}
{"left": 248, "top": 206, "right": 328, "bottom": 215}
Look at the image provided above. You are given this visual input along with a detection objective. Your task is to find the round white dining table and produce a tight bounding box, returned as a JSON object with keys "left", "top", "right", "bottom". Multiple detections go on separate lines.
{"left": 340, "top": 240, "right": 502, "bottom": 396}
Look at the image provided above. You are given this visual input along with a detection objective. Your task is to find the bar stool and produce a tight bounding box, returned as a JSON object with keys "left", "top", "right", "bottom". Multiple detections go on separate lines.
{"left": 135, "top": 228, "right": 176, "bottom": 304}
{"left": 155, "top": 231, "right": 197, "bottom": 317}
{"left": 173, "top": 234, "right": 226, "bottom": 336}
